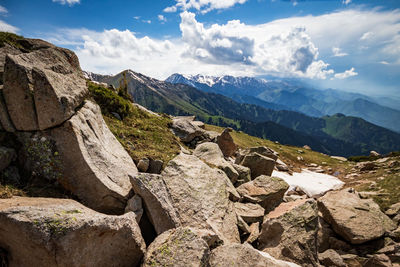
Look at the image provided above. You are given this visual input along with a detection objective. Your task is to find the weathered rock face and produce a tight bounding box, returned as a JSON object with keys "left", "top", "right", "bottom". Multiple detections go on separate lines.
{"left": 170, "top": 117, "right": 205, "bottom": 143}
{"left": 50, "top": 100, "right": 137, "bottom": 214}
{"left": 3, "top": 47, "right": 87, "bottom": 131}
{"left": 217, "top": 128, "right": 237, "bottom": 157}
{"left": 234, "top": 202, "right": 265, "bottom": 224}
{"left": 232, "top": 163, "right": 251, "bottom": 185}
{"left": 236, "top": 146, "right": 279, "bottom": 164}
{"left": 318, "top": 249, "right": 346, "bottom": 267}
{"left": 161, "top": 153, "right": 240, "bottom": 244}
{"left": 0, "top": 89, "right": 15, "bottom": 132}
{"left": 240, "top": 152, "right": 275, "bottom": 179}
{"left": 142, "top": 227, "right": 210, "bottom": 267}
{"left": 259, "top": 199, "right": 319, "bottom": 267}
{"left": 0, "top": 146, "right": 16, "bottom": 172}
{"left": 318, "top": 190, "right": 396, "bottom": 245}
{"left": 209, "top": 243, "right": 301, "bottom": 267}
{"left": 193, "top": 142, "right": 239, "bottom": 183}
{"left": 236, "top": 175, "right": 289, "bottom": 213}
{"left": 129, "top": 173, "right": 181, "bottom": 234}
{"left": 0, "top": 197, "right": 146, "bottom": 267}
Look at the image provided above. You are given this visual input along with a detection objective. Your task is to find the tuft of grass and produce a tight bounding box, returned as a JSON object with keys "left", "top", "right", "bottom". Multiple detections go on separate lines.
{"left": 0, "top": 32, "right": 25, "bottom": 50}
{"left": 88, "top": 81, "right": 181, "bottom": 165}
{"left": 0, "top": 184, "right": 25, "bottom": 199}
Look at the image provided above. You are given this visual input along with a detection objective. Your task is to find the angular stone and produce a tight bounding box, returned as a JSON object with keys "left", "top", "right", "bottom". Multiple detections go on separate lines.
{"left": 142, "top": 227, "right": 210, "bottom": 267}
{"left": 0, "top": 88, "right": 15, "bottom": 132}
{"left": 193, "top": 142, "right": 239, "bottom": 183}
{"left": 241, "top": 152, "right": 275, "bottom": 179}
{"left": 386, "top": 202, "right": 400, "bottom": 217}
{"left": 236, "top": 175, "right": 289, "bottom": 213}
{"left": 318, "top": 249, "right": 346, "bottom": 267}
{"left": 148, "top": 159, "right": 163, "bottom": 174}
{"left": 137, "top": 158, "right": 150, "bottom": 172}
{"left": 209, "top": 243, "right": 301, "bottom": 267}
{"left": 232, "top": 163, "right": 251, "bottom": 186}
{"left": 3, "top": 47, "right": 87, "bottom": 131}
{"left": 161, "top": 153, "right": 240, "bottom": 244}
{"left": 125, "top": 194, "right": 143, "bottom": 223}
{"left": 246, "top": 222, "right": 260, "bottom": 244}
{"left": 234, "top": 202, "right": 264, "bottom": 224}
{"left": 217, "top": 128, "right": 237, "bottom": 157}
{"left": 129, "top": 173, "right": 181, "bottom": 234}
{"left": 318, "top": 190, "right": 397, "bottom": 245}
{"left": 0, "top": 197, "right": 146, "bottom": 267}
{"left": 259, "top": 199, "right": 319, "bottom": 267}
{"left": 50, "top": 100, "right": 137, "bottom": 214}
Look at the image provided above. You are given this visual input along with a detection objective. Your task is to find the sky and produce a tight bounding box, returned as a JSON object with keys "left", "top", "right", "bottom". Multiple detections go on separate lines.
{"left": 0, "top": 0, "right": 399, "bottom": 97}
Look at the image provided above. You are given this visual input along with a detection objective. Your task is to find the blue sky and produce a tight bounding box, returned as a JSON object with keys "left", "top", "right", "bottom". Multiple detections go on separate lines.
{"left": 1, "top": 0, "right": 399, "bottom": 97}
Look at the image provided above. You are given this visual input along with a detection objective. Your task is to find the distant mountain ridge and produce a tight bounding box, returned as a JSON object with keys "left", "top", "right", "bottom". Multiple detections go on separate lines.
{"left": 166, "top": 74, "right": 400, "bottom": 132}
{"left": 87, "top": 70, "right": 400, "bottom": 157}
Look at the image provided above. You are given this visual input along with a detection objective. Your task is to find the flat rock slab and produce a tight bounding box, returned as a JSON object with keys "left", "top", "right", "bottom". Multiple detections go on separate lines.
{"left": 142, "top": 227, "right": 210, "bottom": 267}
{"left": 236, "top": 175, "right": 288, "bottom": 213}
{"left": 318, "top": 190, "right": 397, "bottom": 245}
{"left": 0, "top": 197, "right": 145, "bottom": 267}
{"left": 51, "top": 100, "right": 137, "bottom": 214}
{"left": 209, "top": 243, "right": 300, "bottom": 267}
{"left": 234, "top": 202, "right": 265, "bottom": 224}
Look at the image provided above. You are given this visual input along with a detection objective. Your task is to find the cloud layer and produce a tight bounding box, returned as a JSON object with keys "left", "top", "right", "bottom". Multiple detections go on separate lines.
{"left": 52, "top": 0, "right": 80, "bottom": 6}
{"left": 164, "top": 0, "right": 247, "bottom": 14}
{"left": 46, "top": 8, "right": 400, "bottom": 82}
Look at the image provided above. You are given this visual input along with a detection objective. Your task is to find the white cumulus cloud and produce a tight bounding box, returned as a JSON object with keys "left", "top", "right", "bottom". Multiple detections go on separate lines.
{"left": 334, "top": 67, "right": 358, "bottom": 79}
{"left": 165, "top": 0, "right": 248, "bottom": 14}
{"left": 0, "top": 5, "right": 8, "bottom": 14}
{"left": 52, "top": 0, "right": 80, "bottom": 6}
{"left": 332, "top": 47, "right": 348, "bottom": 57}
{"left": 158, "top": 15, "right": 167, "bottom": 22}
{"left": 0, "top": 20, "right": 19, "bottom": 33}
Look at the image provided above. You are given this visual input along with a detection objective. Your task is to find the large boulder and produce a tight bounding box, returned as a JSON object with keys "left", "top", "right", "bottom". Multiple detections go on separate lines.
{"left": 217, "top": 128, "right": 237, "bottom": 157}
{"left": 170, "top": 117, "right": 205, "bottom": 143}
{"left": 142, "top": 227, "right": 210, "bottom": 267}
{"left": 318, "top": 249, "right": 346, "bottom": 267}
{"left": 161, "top": 153, "right": 240, "bottom": 244}
{"left": 259, "top": 199, "right": 319, "bottom": 267}
{"left": 129, "top": 173, "right": 181, "bottom": 234}
{"left": 0, "top": 197, "right": 146, "bottom": 267}
{"left": 235, "top": 146, "right": 279, "bottom": 164}
{"left": 193, "top": 142, "right": 239, "bottom": 183}
{"left": 240, "top": 152, "right": 276, "bottom": 179}
{"left": 50, "top": 100, "right": 138, "bottom": 214}
{"left": 209, "top": 243, "right": 300, "bottom": 267}
{"left": 3, "top": 46, "right": 87, "bottom": 131}
{"left": 318, "top": 190, "right": 397, "bottom": 245}
{"left": 236, "top": 175, "right": 289, "bottom": 213}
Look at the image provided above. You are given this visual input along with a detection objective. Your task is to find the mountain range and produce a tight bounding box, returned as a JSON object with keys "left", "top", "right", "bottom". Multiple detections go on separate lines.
{"left": 166, "top": 74, "right": 400, "bottom": 133}
{"left": 85, "top": 70, "right": 400, "bottom": 157}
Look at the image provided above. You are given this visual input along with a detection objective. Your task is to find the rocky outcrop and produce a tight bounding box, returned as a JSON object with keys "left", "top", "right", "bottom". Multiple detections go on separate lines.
{"left": 193, "top": 142, "right": 239, "bottom": 183}
{"left": 161, "top": 153, "right": 240, "bottom": 243}
{"left": 142, "top": 227, "right": 210, "bottom": 267}
{"left": 209, "top": 243, "right": 300, "bottom": 267}
{"left": 236, "top": 175, "right": 289, "bottom": 213}
{"left": 3, "top": 46, "right": 87, "bottom": 131}
{"left": 50, "top": 100, "right": 138, "bottom": 214}
{"left": 129, "top": 173, "right": 181, "bottom": 234}
{"left": 0, "top": 197, "right": 146, "bottom": 267}
{"left": 217, "top": 128, "right": 237, "bottom": 157}
{"left": 0, "top": 89, "right": 15, "bottom": 132}
{"left": 259, "top": 199, "right": 319, "bottom": 267}
{"left": 318, "top": 189, "right": 396, "bottom": 245}
{"left": 240, "top": 152, "right": 276, "bottom": 178}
